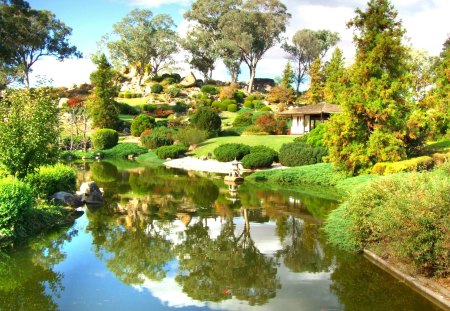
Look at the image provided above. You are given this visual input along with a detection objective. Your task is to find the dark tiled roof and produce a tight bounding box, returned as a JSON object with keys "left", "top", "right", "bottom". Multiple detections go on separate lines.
{"left": 278, "top": 102, "right": 341, "bottom": 116}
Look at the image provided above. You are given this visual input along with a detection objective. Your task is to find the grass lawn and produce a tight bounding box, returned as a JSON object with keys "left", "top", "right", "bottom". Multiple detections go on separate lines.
{"left": 220, "top": 111, "right": 238, "bottom": 128}
{"left": 116, "top": 97, "right": 149, "bottom": 106}
{"left": 190, "top": 135, "right": 295, "bottom": 157}
{"left": 119, "top": 114, "right": 134, "bottom": 122}
{"left": 424, "top": 138, "right": 450, "bottom": 154}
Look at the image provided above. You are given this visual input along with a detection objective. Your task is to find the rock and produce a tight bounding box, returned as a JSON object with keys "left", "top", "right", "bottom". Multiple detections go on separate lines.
{"left": 180, "top": 72, "right": 197, "bottom": 87}
{"left": 188, "top": 144, "right": 197, "bottom": 151}
{"left": 127, "top": 154, "right": 136, "bottom": 160}
{"left": 77, "top": 181, "right": 104, "bottom": 205}
{"left": 50, "top": 192, "right": 83, "bottom": 207}
{"left": 252, "top": 78, "right": 275, "bottom": 93}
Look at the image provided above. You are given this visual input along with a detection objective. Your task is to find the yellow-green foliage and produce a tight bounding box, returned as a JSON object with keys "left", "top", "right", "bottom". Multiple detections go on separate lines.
{"left": 371, "top": 156, "right": 434, "bottom": 175}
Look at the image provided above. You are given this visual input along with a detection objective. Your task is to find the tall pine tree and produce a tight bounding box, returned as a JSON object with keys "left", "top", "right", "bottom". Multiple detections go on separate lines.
{"left": 304, "top": 58, "right": 325, "bottom": 104}
{"left": 325, "top": 0, "right": 427, "bottom": 174}
{"left": 324, "top": 48, "right": 347, "bottom": 105}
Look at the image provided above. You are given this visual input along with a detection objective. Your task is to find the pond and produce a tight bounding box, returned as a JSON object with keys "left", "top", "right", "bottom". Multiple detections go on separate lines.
{"left": 0, "top": 161, "right": 443, "bottom": 311}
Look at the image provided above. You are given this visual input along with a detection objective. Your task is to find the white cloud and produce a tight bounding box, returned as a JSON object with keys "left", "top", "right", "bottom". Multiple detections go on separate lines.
{"left": 126, "top": 0, "right": 191, "bottom": 8}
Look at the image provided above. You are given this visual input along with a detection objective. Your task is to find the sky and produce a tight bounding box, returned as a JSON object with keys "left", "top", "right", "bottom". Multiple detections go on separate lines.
{"left": 26, "top": 0, "right": 450, "bottom": 88}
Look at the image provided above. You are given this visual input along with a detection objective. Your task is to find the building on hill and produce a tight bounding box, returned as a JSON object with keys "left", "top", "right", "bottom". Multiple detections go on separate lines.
{"left": 278, "top": 102, "right": 341, "bottom": 135}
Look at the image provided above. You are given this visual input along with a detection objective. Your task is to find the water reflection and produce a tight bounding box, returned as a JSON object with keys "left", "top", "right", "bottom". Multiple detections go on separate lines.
{"left": 0, "top": 161, "right": 443, "bottom": 310}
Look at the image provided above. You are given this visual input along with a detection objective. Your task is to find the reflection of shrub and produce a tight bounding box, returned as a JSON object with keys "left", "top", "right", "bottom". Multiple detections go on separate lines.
{"left": 213, "top": 143, "right": 250, "bottom": 162}
{"left": 176, "top": 127, "right": 209, "bottom": 146}
{"left": 25, "top": 164, "right": 76, "bottom": 198}
{"left": 242, "top": 152, "right": 274, "bottom": 169}
{"left": 154, "top": 145, "right": 187, "bottom": 159}
{"left": 151, "top": 84, "right": 163, "bottom": 94}
{"left": 140, "top": 127, "right": 174, "bottom": 149}
{"left": 0, "top": 178, "right": 33, "bottom": 238}
{"left": 131, "top": 114, "right": 156, "bottom": 137}
{"left": 279, "top": 142, "right": 327, "bottom": 167}
{"left": 201, "top": 85, "right": 219, "bottom": 95}
{"left": 92, "top": 129, "right": 119, "bottom": 150}
{"left": 90, "top": 161, "right": 118, "bottom": 183}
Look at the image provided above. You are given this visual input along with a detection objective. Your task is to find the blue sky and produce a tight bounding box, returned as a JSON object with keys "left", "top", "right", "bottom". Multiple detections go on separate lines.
{"left": 26, "top": 0, "right": 450, "bottom": 87}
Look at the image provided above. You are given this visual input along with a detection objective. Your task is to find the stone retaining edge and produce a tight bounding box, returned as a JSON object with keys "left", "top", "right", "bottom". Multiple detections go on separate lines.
{"left": 363, "top": 249, "right": 450, "bottom": 311}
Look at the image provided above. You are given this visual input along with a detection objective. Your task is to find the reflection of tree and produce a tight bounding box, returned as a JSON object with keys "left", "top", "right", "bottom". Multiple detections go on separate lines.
{"left": 0, "top": 227, "right": 77, "bottom": 310}
{"left": 90, "top": 161, "right": 119, "bottom": 183}
{"left": 176, "top": 211, "right": 280, "bottom": 306}
{"left": 276, "top": 216, "right": 332, "bottom": 273}
{"left": 330, "top": 251, "right": 441, "bottom": 311}
{"left": 86, "top": 209, "right": 175, "bottom": 285}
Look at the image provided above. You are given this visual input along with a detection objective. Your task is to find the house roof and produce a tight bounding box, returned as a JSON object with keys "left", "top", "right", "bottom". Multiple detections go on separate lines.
{"left": 278, "top": 102, "right": 341, "bottom": 116}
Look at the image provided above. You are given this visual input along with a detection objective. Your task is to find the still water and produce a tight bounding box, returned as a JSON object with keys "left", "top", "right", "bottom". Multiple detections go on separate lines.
{"left": 0, "top": 161, "right": 442, "bottom": 311}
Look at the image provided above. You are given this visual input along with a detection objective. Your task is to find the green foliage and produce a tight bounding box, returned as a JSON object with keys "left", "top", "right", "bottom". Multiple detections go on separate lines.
{"left": 279, "top": 142, "right": 327, "bottom": 167}
{"left": 92, "top": 129, "right": 119, "bottom": 150}
{"left": 324, "top": 48, "right": 347, "bottom": 104}
{"left": 154, "top": 145, "right": 187, "bottom": 159}
{"left": 166, "top": 86, "right": 181, "bottom": 98}
{"left": 173, "top": 101, "right": 188, "bottom": 114}
{"left": 243, "top": 101, "right": 254, "bottom": 109}
{"left": 294, "top": 122, "right": 327, "bottom": 148}
{"left": 151, "top": 83, "right": 163, "bottom": 94}
{"left": 242, "top": 152, "right": 274, "bottom": 169}
{"left": 89, "top": 54, "right": 120, "bottom": 130}
{"left": 131, "top": 114, "right": 156, "bottom": 136}
{"left": 255, "top": 114, "right": 287, "bottom": 134}
{"left": 233, "top": 112, "right": 254, "bottom": 127}
{"left": 325, "top": 170, "right": 450, "bottom": 277}
{"left": 233, "top": 90, "right": 245, "bottom": 103}
{"left": 0, "top": 88, "right": 60, "bottom": 178}
{"left": 371, "top": 156, "right": 434, "bottom": 175}
{"left": 119, "top": 102, "right": 140, "bottom": 115}
{"left": 190, "top": 107, "right": 221, "bottom": 134}
{"left": 176, "top": 127, "right": 209, "bottom": 146}
{"left": 201, "top": 85, "right": 219, "bottom": 95}
{"left": 280, "top": 61, "right": 294, "bottom": 89}
{"left": 213, "top": 143, "right": 250, "bottom": 162}
{"left": 140, "top": 127, "right": 174, "bottom": 149}
{"left": 304, "top": 58, "right": 325, "bottom": 104}
{"left": 259, "top": 106, "right": 271, "bottom": 112}
{"left": 227, "top": 103, "right": 237, "bottom": 112}
{"left": 102, "top": 143, "right": 148, "bottom": 159}
{"left": 0, "top": 178, "right": 33, "bottom": 239}
{"left": 267, "top": 86, "right": 295, "bottom": 104}
{"left": 249, "top": 145, "right": 278, "bottom": 162}
{"left": 25, "top": 164, "right": 76, "bottom": 199}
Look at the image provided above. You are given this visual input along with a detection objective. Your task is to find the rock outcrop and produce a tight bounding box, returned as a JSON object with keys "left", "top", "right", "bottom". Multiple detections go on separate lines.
{"left": 77, "top": 181, "right": 104, "bottom": 205}
{"left": 180, "top": 72, "right": 197, "bottom": 87}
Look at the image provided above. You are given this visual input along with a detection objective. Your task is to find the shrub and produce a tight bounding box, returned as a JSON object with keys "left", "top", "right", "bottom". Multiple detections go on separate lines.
{"left": 131, "top": 114, "right": 156, "bottom": 137}
{"left": 253, "top": 100, "right": 265, "bottom": 110}
{"left": 324, "top": 170, "right": 450, "bottom": 277}
{"left": 256, "top": 114, "right": 287, "bottom": 134}
{"left": 243, "top": 101, "right": 254, "bottom": 109}
{"left": 190, "top": 107, "right": 221, "bottom": 135}
{"left": 140, "top": 127, "right": 174, "bottom": 149}
{"left": 141, "top": 104, "right": 157, "bottom": 113}
{"left": 219, "top": 83, "right": 239, "bottom": 99}
{"left": 92, "top": 129, "right": 119, "bottom": 150}
{"left": 242, "top": 152, "right": 274, "bottom": 169}
{"left": 233, "top": 112, "right": 254, "bottom": 127}
{"left": 371, "top": 156, "right": 434, "bottom": 175}
{"left": 154, "top": 145, "right": 188, "bottom": 159}
{"left": 279, "top": 142, "right": 327, "bottom": 167}
{"left": 213, "top": 143, "right": 250, "bottom": 162}
{"left": 219, "top": 128, "right": 242, "bottom": 136}
{"left": 201, "top": 85, "right": 219, "bottom": 95}
{"left": 227, "top": 104, "right": 238, "bottom": 112}
{"left": 0, "top": 178, "right": 33, "bottom": 239}
{"left": 166, "top": 87, "right": 181, "bottom": 98}
{"left": 294, "top": 123, "right": 327, "bottom": 148}
{"left": 151, "top": 84, "right": 163, "bottom": 94}
{"left": 25, "top": 164, "right": 76, "bottom": 198}
{"left": 267, "top": 86, "right": 295, "bottom": 103}
{"left": 173, "top": 102, "right": 188, "bottom": 114}
{"left": 249, "top": 145, "right": 278, "bottom": 162}
{"left": 234, "top": 90, "right": 245, "bottom": 103}
{"left": 212, "top": 100, "right": 229, "bottom": 111}
{"left": 102, "top": 143, "right": 148, "bottom": 159}
{"left": 119, "top": 102, "right": 140, "bottom": 115}
{"left": 152, "top": 108, "right": 173, "bottom": 118}
{"left": 259, "top": 105, "right": 271, "bottom": 112}
{"left": 176, "top": 127, "right": 209, "bottom": 146}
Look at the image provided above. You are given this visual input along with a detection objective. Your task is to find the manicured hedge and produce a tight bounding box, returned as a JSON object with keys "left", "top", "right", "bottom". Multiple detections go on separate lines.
{"left": 92, "top": 129, "right": 119, "bottom": 150}
{"left": 201, "top": 85, "right": 219, "bottom": 95}
{"left": 25, "top": 164, "right": 76, "bottom": 198}
{"left": 151, "top": 84, "right": 163, "bottom": 94}
{"left": 154, "top": 145, "right": 187, "bottom": 159}
{"left": 213, "top": 143, "right": 250, "bottom": 162}
{"left": 249, "top": 145, "right": 278, "bottom": 162}
{"left": 140, "top": 127, "right": 174, "bottom": 149}
{"left": 242, "top": 152, "right": 274, "bottom": 169}
{"left": 279, "top": 142, "right": 327, "bottom": 167}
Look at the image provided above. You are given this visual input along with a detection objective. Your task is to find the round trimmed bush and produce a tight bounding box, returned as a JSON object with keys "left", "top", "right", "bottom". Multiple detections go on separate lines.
{"left": 233, "top": 112, "right": 254, "bottom": 127}
{"left": 279, "top": 142, "right": 327, "bottom": 167}
{"left": 201, "top": 85, "right": 219, "bottom": 95}
{"left": 227, "top": 104, "right": 238, "bottom": 112}
{"left": 151, "top": 84, "right": 163, "bottom": 94}
{"left": 154, "top": 145, "right": 188, "bottom": 159}
{"left": 131, "top": 114, "right": 156, "bottom": 137}
{"left": 259, "top": 105, "right": 272, "bottom": 112}
{"left": 243, "top": 101, "right": 254, "bottom": 109}
{"left": 0, "top": 178, "right": 33, "bottom": 238}
{"left": 190, "top": 107, "right": 221, "bottom": 134}
{"left": 242, "top": 152, "right": 274, "bottom": 169}
{"left": 92, "top": 129, "right": 119, "bottom": 150}
{"left": 213, "top": 143, "right": 250, "bottom": 162}
{"left": 140, "top": 127, "right": 174, "bottom": 149}
{"left": 25, "top": 164, "right": 76, "bottom": 198}
{"left": 249, "top": 145, "right": 278, "bottom": 162}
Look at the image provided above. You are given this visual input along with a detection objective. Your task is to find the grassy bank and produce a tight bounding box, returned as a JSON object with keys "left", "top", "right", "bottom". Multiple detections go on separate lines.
{"left": 191, "top": 135, "right": 295, "bottom": 157}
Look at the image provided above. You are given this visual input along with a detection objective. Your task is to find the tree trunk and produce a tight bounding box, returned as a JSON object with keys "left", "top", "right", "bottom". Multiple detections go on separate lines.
{"left": 248, "top": 66, "right": 256, "bottom": 93}
{"left": 25, "top": 70, "right": 31, "bottom": 89}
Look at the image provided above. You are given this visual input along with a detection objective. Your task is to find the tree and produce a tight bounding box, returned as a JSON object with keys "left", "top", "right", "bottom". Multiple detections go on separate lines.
{"left": 325, "top": 0, "right": 427, "bottom": 174}
{"left": 304, "top": 58, "right": 325, "bottom": 104}
{"left": 220, "top": 0, "right": 291, "bottom": 92}
{"left": 283, "top": 29, "right": 339, "bottom": 93}
{"left": 0, "top": 0, "right": 81, "bottom": 87}
{"left": 323, "top": 48, "right": 347, "bottom": 104}
{"left": 0, "top": 88, "right": 60, "bottom": 178}
{"left": 88, "top": 54, "right": 120, "bottom": 130}
{"left": 184, "top": 0, "right": 242, "bottom": 81}
{"left": 106, "top": 9, "right": 178, "bottom": 83}
{"left": 280, "top": 61, "right": 294, "bottom": 89}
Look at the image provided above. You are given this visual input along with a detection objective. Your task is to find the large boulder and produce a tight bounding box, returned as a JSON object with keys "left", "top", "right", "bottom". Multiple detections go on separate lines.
{"left": 180, "top": 72, "right": 197, "bottom": 87}
{"left": 252, "top": 78, "right": 275, "bottom": 93}
{"left": 77, "top": 181, "right": 104, "bottom": 205}
{"left": 50, "top": 192, "right": 83, "bottom": 208}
